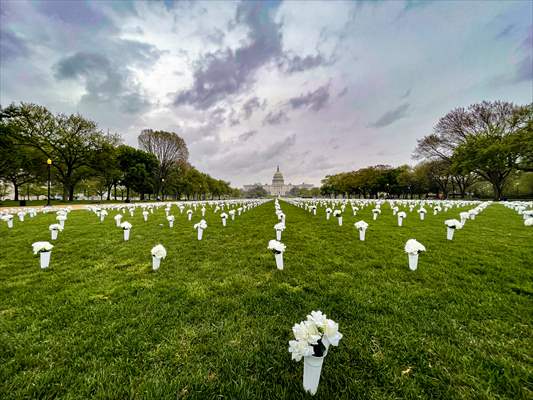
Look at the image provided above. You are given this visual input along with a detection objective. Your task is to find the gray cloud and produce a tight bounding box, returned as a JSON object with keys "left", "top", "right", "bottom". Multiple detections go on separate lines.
{"left": 263, "top": 109, "right": 289, "bottom": 125}
{"left": 338, "top": 87, "right": 349, "bottom": 98}
{"left": 54, "top": 44, "right": 160, "bottom": 114}
{"left": 0, "top": 29, "right": 29, "bottom": 62}
{"left": 174, "top": 1, "right": 282, "bottom": 109}
{"left": 514, "top": 55, "right": 532, "bottom": 83}
{"left": 242, "top": 96, "right": 266, "bottom": 119}
{"left": 370, "top": 103, "right": 410, "bottom": 128}
{"left": 281, "top": 53, "right": 329, "bottom": 74}
{"left": 289, "top": 84, "right": 330, "bottom": 111}
{"left": 238, "top": 130, "right": 258, "bottom": 141}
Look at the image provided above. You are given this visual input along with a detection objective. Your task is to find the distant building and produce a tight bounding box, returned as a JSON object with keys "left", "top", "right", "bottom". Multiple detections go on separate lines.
{"left": 243, "top": 166, "right": 314, "bottom": 196}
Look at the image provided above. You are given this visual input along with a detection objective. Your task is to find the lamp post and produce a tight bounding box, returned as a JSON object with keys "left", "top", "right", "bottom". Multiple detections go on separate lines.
{"left": 47, "top": 159, "right": 52, "bottom": 206}
{"left": 161, "top": 178, "right": 165, "bottom": 201}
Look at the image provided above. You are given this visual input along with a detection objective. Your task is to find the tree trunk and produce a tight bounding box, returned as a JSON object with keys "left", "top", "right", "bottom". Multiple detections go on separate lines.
{"left": 68, "top": 185, "right": 75, "bottom": 201}
{"left": 12, "top": 182, "right": 19, "bottom": 201}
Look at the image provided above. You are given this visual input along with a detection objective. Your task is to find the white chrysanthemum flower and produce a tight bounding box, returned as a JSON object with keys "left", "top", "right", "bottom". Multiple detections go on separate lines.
{"left": 333, "top": 210, "right": 342, "bottom": 217}
{"left": 114, "top": 214, "right": 122, "bottom": 220}
{"left": 445, "top": 219, "right": 463, "bottom": 229}
{"left": 288, "top": 339, "right": 314, "bottom": 362}
{"left": 525, "top": 217, "right": 533, "bottom": 226}
{"left": 397, "top": 211, "right": 407, "bottom": 218}
{"left": 404, "top": 239, "right": 426, "bottom": 254}
{"left": 32, "top": 241, "right": 53, "bottom": 254}
{"left": 418, "top": 208, "right": 427, "bottom": 214}
{"left": 323, "top": 319, "right": 343, "bottom": 346}
{"left": 120, "top": 221, "right": 132, "bottom": 230}
{"left": 167, "top": 215, "right": 175, "bottom": 221}
{"left": 274, "top": 222, "right": 285, "bottom": 231}
{"left": 151, "top": 244, "right": 167, "bottom": 259}
{"left": 194, "top": 219, "right": 208, "bottom": 230}
{"left": 354, "top": 220, "right": 368, "bottom": 230}
{"left": 220, "top": 212, "right": 228, "bottom": 218}
{"left": 56, "top": 215, "right": 67, "bottom": 221}
{"left": 267, "top": 240, "right": 286, "bottom": 253}
{"left": 372, "top": 208, "right": 381, "bottom": 214}
{"left": 307, "top": 310, "right": 327, "bottom": 328}
{"left": 49, "top": 223, "right": 63, "bottom": 232}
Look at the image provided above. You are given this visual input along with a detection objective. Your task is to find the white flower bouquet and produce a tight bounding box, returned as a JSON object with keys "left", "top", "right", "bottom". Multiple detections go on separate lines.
{"left": 120, "top": 221, "right": 132, "bottom": 240}
{"left": 49, "top": 223, "right": 63, "bottom": 240}
{"left": 151, "top": 244, "right": 167, "bottom": 270}
{"left": 194, "top": 219, "right": 207, "bottom": 240}
{"left": 228, "top": 209, "right": 236, "bottom": 220}
{"left": 114, "top": 214, "right": 123, "bottom": 227}
{"left": 167, "top": 215, "right": 175, "bottom": 227}
{"left": 525, "top": 217, "right": 533, "bottom": 226}
{"left": 32, "top": 241, "right": 54, "bottom": 269}
{"left": 444, "top": 219, "right": 462, "bottom": 240}
{"left": 371, "top": 208, "right": 381, "bottom": 220}
{"left": 354, "top": 220, "right": 368, "bottom": 240}
{"left": 220, "top": 212, "right": 228, "bottom": 226}
{"left": 325, "top": 208, "right": 332, "bottom": 220}
{"left": 417, "top": 207, "right": 427, "bottom": 220}
{"left": 404, "top": 239, "right": 426, "bottom": 270}
{"left": 268, "top": 239, "right": 286, "bottom": 270}
{"left": 288, "top": 310, "right": 343, "bottom": 395}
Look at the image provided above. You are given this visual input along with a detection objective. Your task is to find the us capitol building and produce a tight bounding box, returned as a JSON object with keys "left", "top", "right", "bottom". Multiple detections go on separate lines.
{"left": 243, "top": 166, "right": 314, "bottom": 196}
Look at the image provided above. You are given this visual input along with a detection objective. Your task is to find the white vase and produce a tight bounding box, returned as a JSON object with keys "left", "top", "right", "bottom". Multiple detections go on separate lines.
{"left": 51, "top": 230, "right": 58, "bottom": 240}
{"left": 59, "top": 220, "right": 64, "bottom": 228}
{"left": 152, "top": 256, "right": 161, "bottom": 270}
{"left": 326, "top": 214, "right": 330, "bottom": 220}
{"left": 115, "top": 219, "right": 121, "bottom": 227}
{"left": 169, "top": 221, "right": 174, "bottom": 228}
{"left": 188, "top": 214, "right": 192, "bottom": 221}
{"left": 460, "top": 218, "right": 467, "bottom": 225}
{"left": 197, "top": 228, "right": 204, "bottom": 240}
{"left": 276, "top": 230, "right": 282, "bottom": 241}
{"left": 274, "top": 252, "right": 284, "bottom": 270}
{"left": 231, "top": 214, "right": 235, "bottom": 221}
{"left": 408, "top": 253, "right": 419, "bottom": 270}
{"left": 303, "top": 352, "right": 327, "bottom": 395}
{"left": 143, "top": 215, "right": 148, "bottom": 222}
{"left": 19, "top": 215, "right": 24, "bottom": 222}
{"left": 398, "top": 217, "right": 403, "bottom": 227}
{"left": 123, "top": 229, "right": 130, "bottom": 241}
{"left": 373, "top": 213, "right": 377, "bottom": 221}
{"left": 338, "top": 217, "right": 342, "bottom": 226}
{"left": 222, "top": 218, "right": 226, "bottom": 227}
{"left": 420, "top": 213, "right": 425, "bottom": 221}
{"left": 313, "top": 209, "right": 316, "bottom": 215}
{"left": 471, "top": 214, "right": 476, "bottom": 220}
{"left": 7, "top": 220, "right": 13, "bottom": 228}
{"left": 359, "top": 229, "right": 366, "bottom": 241}
{"left": 40, "top": 251, "right": 51, "bottom": 269}
{"left": 446, "top": 227, "right": 454, "bottom": 240}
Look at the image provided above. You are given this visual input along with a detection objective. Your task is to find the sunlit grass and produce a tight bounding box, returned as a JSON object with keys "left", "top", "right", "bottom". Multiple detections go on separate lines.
{"left": 1, "top": 200, "right": 531, "bottom": 399}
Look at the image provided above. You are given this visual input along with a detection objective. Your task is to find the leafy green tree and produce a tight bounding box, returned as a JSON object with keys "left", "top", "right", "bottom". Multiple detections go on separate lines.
{"left": 117, "top": 145, "right": 158, "bottom": 201}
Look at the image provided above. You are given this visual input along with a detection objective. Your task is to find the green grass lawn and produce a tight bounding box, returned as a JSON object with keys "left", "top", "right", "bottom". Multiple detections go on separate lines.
{"left": 1, "top": 200, "right": 532, "bottom": 399}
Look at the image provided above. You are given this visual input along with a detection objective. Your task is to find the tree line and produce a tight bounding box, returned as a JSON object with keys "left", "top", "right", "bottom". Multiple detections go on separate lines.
{"left": 0, "top": 103, "right": 236, "bottom": 202}
{"left": 320, "top": 101, "right": 532, "bottom": 200}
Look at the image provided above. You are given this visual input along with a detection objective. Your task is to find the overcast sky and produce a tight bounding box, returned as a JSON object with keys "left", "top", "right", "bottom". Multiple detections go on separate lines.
{"left": 1, "top": 0, "right": 531, "bottom": 187}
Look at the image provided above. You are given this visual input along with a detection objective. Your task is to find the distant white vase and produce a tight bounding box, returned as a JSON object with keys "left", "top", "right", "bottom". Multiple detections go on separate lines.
{"left": 197, "top": 228, "right": 204, "bottom": 240}
{"left": 303, "top": 351, "right": 327, "bottom": 395}
{"left": 100, "top": 214, "right": 105, "bottom": 222}
{"left": 7, "top": 219, "right": 13, "bottom": 228}
{"left": 313, "top": 209, "right": 316, "bottom": 216}
{"left": 18, "top": 215, "right": 24, "bottom": 222}
{"left": 326, "top": 213, "right": 331, "bottom": 220}
{"left": 143, "top": 214, "right": 148, "bottom": 222}
{"left": 115, "top": 218, "right": 122, "bottom": 227}
{"left": 51, "top": 230, "right": 58, "bottom": 240}
{"left": 276, "top": 230, "right": 282, "bottom": 241}
{"left": 152, "top": 256, "right": 161, "bottom": 270}
{"left": 337, "top": 217, "right": 342, "bottom": 226}
{"left": 372, "top": 213, "right": 377, "bottom": 221}
{"left": 188, "top": 213, "right": 192, "bottom": 221}
{"left": 275, "top": 252, "right": 284, "bottom": 270}
{"left": 359, "top": 229, "right": 366, "bottom": 241}
{"left": 59, "top": 220, "right": 65, "bottom": 229}
{"left": 40, "top": 251, "right": 51, "bottom": 269}
{"left": 123, "top": 229, "right": 130, "bottom": 241}
{"left": 222, "top": 218, "right": 227, "bottom": 227}
{"left": 169, "top": 221, "right": 174, "bottom": 228}
{"left": 398, "top": 217, "right": 403, "bottom": 226}
{"left": 419, "top": 213, "right": 425, "bottom": 221}
{"left": 446, "top": 227, "right": 454, "bottom": 240}
{"left": 231, "top": 214, "right": 235, "bottom": 221}
{"left": 408, "top": 253, "right": 419, "bottom": 270}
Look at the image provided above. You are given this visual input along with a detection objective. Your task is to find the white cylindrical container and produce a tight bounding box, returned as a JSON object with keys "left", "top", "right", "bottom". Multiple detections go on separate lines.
{"left": 359, "top": 229, "right": 366, "bottom": 241}
{"left": 326, "top": 214, "right": 330, "bottom": 220}
{"left": 231, "top": 214, "right": 235, "bottom": 221}
{"left": 398, "top": 217, "right": 403, "bottom": 227}
{"left": 338, "top": 217, "right": 343, "bottom": 226}
{"left": 115, "top": 219, "right": 122, "bottom": 227}
{"left": 276, "top": 230, "right": 282, "bottom": 241}
{"left": 51, "top": 230, "right": 58, "bottom": 240}
{"left": 152, "top": 256, "right": 161, "bottom": 271}
{"left": 143, "top": 215, "right": 148, "bottom": 222}
{"left": 19, "top": 215, "right": 24, "bottom": 222}
{"left": 471, "top": 214, "right": 476, "bottom": 220}
{"left": 169, "top": 221, "right": 174, "bottom": 228}
{"left": 408, "top": 253, "right": 419, "bottom": 271}
{"left": 420, "top": 213, "right": 425, "bottom": 221}
{"left": 100, "top": 215, "right": 105, "bottom": 223}
{"left": 197, "top": 228, "right": 203, "bottom": 241}
{"left": 40, "top": 251, "right": 51, "bottom": 269}
{"left": 124, "top": 229, "right": 130, "bottom": 241}
{"left": 222, "top": 218, "right": 227, "bottom": 227}
{"left": 7, "top": 219, "right": 13, "bottom": 228}
{"left": 373, "top": 213, "right": 377, "bottom": 221}
{"left": 313, "top": 209, "right": 316, "bottom": 216}
{"left": 303, "top": 353, "right": 326, "bottom": 395}
{"left": 446, "top": 227, "right": 454, "bottom": 240}
{"left": 188, "top": 214, "right": 192, "bottom": 221}
{"left": 275, "top": 252, "right": 284, "bottom": 270}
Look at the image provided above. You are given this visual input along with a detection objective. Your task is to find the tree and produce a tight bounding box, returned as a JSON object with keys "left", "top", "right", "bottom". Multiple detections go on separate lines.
{"left": 91, "top": 141, "right": 122, "bottom": 200}
{"left": 116, "top": 145, "right": 158, "bottom": 201}
{"left": 2, "top": 103, "right": 115, "bottom": 201}
{"left": 244, "top": 185, "right": 268, "bottom": 198}
{"left": 138, "top": 129, "right": 189, "bottom": 198}
{"left": 415, "top": 101, "right": 532, "bottom": 200}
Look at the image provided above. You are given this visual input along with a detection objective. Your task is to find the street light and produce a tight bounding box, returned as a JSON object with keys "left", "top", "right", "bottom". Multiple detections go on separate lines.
{"left": 161, "top": 178, "right": 165, "bottom": 200}
{"left": 47, "top": 159, "right": 52, "bottom": 206}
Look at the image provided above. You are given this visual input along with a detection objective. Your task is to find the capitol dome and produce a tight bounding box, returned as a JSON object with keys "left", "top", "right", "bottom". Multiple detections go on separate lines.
{"left": 272, "top": 165, "right": 284, "bottom": 185}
